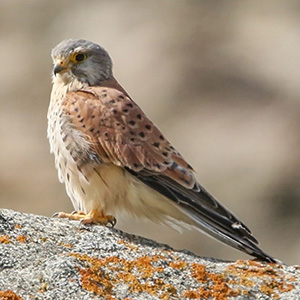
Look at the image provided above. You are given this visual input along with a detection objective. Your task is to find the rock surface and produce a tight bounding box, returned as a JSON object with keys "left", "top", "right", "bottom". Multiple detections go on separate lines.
{"left": 0, "top": 209, "right": 298, "bottom": 300}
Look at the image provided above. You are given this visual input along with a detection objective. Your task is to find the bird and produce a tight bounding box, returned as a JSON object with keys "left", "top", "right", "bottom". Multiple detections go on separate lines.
{"left": 48, "top": 38, "right": 275, "bottom": 263}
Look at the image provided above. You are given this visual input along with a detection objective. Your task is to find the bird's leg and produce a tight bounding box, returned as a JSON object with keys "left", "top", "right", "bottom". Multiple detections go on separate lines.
{"left": 53, "top": 209, "right": 116, "bottom": 227}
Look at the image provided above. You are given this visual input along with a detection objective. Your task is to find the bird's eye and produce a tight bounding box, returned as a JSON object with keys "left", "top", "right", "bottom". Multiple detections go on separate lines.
{"left": 73, "top": 53, "right": 86, "bottom": 62}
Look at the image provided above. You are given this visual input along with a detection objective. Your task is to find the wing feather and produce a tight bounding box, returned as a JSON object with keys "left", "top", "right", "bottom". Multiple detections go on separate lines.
{"left": 63, "top": 85, "right": 189, "bottom": 173}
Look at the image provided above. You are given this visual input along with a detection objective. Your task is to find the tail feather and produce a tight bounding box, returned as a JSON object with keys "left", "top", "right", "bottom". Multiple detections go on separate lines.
{"left": 126, "top": 167, "right": 276, "bottom": 263}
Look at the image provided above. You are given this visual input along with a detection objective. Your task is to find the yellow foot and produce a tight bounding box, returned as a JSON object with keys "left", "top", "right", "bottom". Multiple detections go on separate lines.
{"left": 53, "top": 209, "right": 116, "bottom": 227}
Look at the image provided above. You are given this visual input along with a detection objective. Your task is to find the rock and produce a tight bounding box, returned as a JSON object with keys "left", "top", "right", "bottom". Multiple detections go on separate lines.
{"left": 0, "top": 209, "right": 298, "bottom": 300}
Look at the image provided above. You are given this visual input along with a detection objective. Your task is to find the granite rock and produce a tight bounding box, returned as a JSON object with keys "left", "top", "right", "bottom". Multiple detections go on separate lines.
{"left": 0, "top": 209, "right": 298, "bottom": 300}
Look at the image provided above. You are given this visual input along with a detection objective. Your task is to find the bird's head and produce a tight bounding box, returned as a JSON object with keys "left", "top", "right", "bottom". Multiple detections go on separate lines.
{"left": 51, "top": 39, "right": 113, "bottom": 86}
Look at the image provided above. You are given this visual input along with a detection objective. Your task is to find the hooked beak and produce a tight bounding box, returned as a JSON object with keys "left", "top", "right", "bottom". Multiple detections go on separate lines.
{"left": 53, "top": 60, "right": 69, "bottom": 76}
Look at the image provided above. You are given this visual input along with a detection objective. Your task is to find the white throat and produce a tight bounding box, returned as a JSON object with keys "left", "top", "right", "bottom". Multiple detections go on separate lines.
{"left": 52, "top": 73, "right": 88, "bottom": 97}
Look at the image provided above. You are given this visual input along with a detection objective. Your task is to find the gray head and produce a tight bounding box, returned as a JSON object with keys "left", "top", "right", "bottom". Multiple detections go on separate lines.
{"left": 51, "top": 39, "right": 113, "bottom": 85}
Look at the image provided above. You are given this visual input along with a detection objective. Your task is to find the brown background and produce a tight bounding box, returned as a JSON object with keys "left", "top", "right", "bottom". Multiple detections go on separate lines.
{"left": 0, "top": 1, "right": 299, "bottom": 265}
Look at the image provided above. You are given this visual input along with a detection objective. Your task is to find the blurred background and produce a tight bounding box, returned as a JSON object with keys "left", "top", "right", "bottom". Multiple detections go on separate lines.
{"left": 0, "top": 1, "right": 299, "bottom": 265}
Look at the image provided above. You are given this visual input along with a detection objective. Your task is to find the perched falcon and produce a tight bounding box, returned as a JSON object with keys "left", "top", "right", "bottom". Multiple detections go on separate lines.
{"left": 48, "top": 39, "right": 275, "bottom": 262}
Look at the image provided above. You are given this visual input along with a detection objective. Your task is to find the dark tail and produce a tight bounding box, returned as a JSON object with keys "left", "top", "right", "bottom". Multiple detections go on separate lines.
{"left": 126, "top": 167, "right": 276, "bottom": 263}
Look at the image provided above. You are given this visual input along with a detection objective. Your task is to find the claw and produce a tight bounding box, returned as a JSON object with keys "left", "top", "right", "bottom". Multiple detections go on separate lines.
{"left": 108, "top": 216, "right": 117, "bottom": 228}
{"left": 71, "top": 210, "right": 85, "bottom": 215}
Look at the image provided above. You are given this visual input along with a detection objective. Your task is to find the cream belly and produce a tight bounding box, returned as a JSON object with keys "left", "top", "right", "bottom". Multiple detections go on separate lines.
{"left": 63, "top": 161, "right": 194, "bottom": 229}
{"left": 51, "top": 133, "right": 194, "bottom": 231}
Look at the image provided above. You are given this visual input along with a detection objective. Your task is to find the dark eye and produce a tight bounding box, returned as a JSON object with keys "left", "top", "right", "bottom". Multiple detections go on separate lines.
{"left": 75, "top": 53, "right": 86, "bottom": 62}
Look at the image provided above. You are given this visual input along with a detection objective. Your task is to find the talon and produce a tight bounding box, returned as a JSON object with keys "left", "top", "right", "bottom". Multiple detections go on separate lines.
{"left": 108, "top": 216, "right": 117, "bottom": 228}
{"left": 52, "top": 212, "right": 67, "bottom": 218}
{"left": 52, "top": 212, "right": 60, "bottom": 218}
{"left": 71, "top": 210, "right": 85, "bottom": 215}
{"left": 79, "top": 219, "right": 89, "bottom": 226}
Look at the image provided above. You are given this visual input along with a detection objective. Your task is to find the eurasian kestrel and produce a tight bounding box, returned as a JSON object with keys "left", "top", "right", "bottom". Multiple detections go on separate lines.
{"left": 48, "top": 39, "right": 275, "bottom": 262}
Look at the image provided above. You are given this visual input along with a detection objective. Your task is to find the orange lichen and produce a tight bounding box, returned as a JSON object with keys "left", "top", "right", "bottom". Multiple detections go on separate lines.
{"left": 68, "top": 252, "right": 242, "bottom": 299}
{"left": 58, "top": 242, "right": 73, "bottom": 248}
{"left": 228, "top": 276, "right": 254, "bottom": 287}
{"left": 226, "top": 260, "right": 295, "bottom": 299}
{"left": 0, "top": 290, "right": 23, "bottom": 300}
{"left": 0, "top": 235, "right": 11, "bottom": 244}
{"left": 14, "top": 224, "right": 22, "bottom": 229}
{"left": 182, "top": 289, "right": 202, "bottom": 299}
{"left": 118, "top": 239, "right": 138, "bottom": 251}
{"left": 169, "top": 260, "right": 187, "bottom": 269}
{"left": 279, "top": 283, "right": 294, "bottom": 293}
{"left": 183, "top": 285, "right": 238, "bottom": 300}
{"left": 67, "top": 252, "right": 294, "bottom": 299}
{"left": 38, "top": 283, "right": 48, "bottom": 293}
{"left": 135, "top": 256, "right": 164, "bottom": 278}
{"left": 210, "top": 280, "right": 238, "bottom": 300}
{"left": 190, "top": 263, "right": 207, "bottom": 282}
{"left": 184, "top": 263, "right": 239, "bottom": 300}
{"left": 68, "top": 253, "right": 179, "bottom": 299}
{"left": 16, "top": 235, "right": 27, "bottom": 243}
{"left": 1, "top": 234, "right": 29, "bottom": 244}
